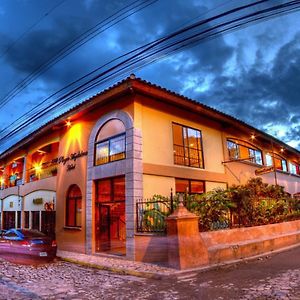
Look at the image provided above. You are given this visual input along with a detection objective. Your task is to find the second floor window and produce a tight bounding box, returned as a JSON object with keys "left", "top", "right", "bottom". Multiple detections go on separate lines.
{"left": 172, "top": 123, "right": 204, "bottom": 168}
{"left": 227, "top": 139, "right": 263, "bottom": 165}
{"left": 95, "top": 119, "right": 126, "bottom": 166}
{"left": 266, "top": 153, "right": 288, "bottom": 172}
{"left": 289, "top": 162, "right": 300, "bottom": 175}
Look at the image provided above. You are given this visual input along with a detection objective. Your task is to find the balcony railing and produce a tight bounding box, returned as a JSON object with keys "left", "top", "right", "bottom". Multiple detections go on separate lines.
{"left": 29, "top": 165, "right": 58, "bottom": 182}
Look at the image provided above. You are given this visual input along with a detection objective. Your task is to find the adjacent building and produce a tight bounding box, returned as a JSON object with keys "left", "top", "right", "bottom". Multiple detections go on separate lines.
{"left": 0, "top": 75, "right": 299, "bottom": 260}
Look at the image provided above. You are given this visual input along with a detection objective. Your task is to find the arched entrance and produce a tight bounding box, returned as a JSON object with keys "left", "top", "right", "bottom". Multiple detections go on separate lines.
{"left": 86, "top": 110, "right": 142, "bottom": 259}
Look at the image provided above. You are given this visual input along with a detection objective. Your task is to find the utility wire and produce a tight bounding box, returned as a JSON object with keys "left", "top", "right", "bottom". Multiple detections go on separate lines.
{"left": 1, "top": 0, "right": 300, "bottom": 150}
{"left": 0, "top": 0, "right": 159, "bottom": 137}
{"left": 0, "top": 1, "right": 292, "bottom": 143}
{"left": 0, "top": 0, "right": 157, "bottom": 110}
{"left": 0, "top": 0, "right": 269, "bottom": 137}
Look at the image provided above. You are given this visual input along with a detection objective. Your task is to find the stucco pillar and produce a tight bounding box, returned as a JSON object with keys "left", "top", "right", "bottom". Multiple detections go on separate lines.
{"left": 125, "top": 127, "right": 143, "bottom": 260}
{"left": 22, "top": 155, "right": 27, "bottom": 184}
{"left": 166, "top": 201, "right": 209, "bottom": 269}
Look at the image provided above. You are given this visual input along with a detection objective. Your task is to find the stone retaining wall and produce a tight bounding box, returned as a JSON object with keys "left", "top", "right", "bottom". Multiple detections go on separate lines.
{"left": 201, "top": 220, "right": 300, "bottom": 265}
{"left": 134, "top": 234, "right": 168, "bottom": 263}
{"left": 135, "top": 220, "right": 300, "bottom": 268}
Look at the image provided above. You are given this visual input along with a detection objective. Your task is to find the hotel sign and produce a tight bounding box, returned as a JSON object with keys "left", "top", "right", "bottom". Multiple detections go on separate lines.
{"left": 50, "top": 150, "right": 88, "bottom": 172}
{"left": 33, "top": 198, "right": 43, "bottom": 205}
{"left": 255, "top": 166, "right": 274, "bottom": 176}
{"left": 51, "top": 150, "right": 88, "bottom": 165}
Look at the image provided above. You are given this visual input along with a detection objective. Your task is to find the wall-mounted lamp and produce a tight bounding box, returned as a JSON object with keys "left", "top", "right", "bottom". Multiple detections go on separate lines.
{"left": 66, "top": 120, "right": 72, "bottom": 127}
{"left": 34, "top": 163, "right": 42, "bottom": 174}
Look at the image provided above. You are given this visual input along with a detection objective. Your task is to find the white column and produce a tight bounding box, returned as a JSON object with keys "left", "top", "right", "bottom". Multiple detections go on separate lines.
{"left": 15, "top": 211, "right": 18, "bottom": 228}
{"left": 29, "top": 211, "right": 32, "bottom": 229}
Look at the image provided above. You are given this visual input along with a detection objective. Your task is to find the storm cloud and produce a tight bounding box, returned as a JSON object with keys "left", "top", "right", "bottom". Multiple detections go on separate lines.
{"left": 0, "top": 0, "right": 299, "bottom": 151}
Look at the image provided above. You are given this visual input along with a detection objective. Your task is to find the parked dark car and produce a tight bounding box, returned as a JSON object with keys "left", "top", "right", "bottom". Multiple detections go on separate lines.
{"left": 0, "top": 229, "right": 57, "bottom": 260}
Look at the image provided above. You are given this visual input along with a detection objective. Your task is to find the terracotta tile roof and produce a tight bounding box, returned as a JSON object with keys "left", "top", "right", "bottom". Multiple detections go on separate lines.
{"left": 0, "top": 75, "right": 299, "bottom": 159}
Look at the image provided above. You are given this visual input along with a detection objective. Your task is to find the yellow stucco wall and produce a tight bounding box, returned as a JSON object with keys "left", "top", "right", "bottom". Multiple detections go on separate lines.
{"left": 136, "top": 101, "right": 225, "bottom": 174}
{"left": 225, "top": 161, "right": 300, "bottom": 195}
{"left": 55, "top": 100, "right": 134, "bottom": 253}
{"left": 143, "top": 174, "right": 175, "bottom": 198}
{"left": 205, "top": 181, "right": 227, "bottom": 192}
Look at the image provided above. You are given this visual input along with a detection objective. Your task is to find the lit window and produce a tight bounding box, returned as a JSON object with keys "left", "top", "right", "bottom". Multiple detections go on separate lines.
{"left": 173, "top": 123, "right": 204, "bottom": 168}
{"left": 227, "top": 139, "right": 263, "bottom": 165}
{"left": 66, "top": 185, "right": 82, "bottom": 227}
{"left": 289, "top": 162, "right": 300, "bottom": 175}
{"left": 266, "top": 154, "right": 273, "bottom": 166}
{"left": 95, "top": 119, "right": 126, "bottom": 165}
{"left": 175, "top": 178, "right": 204, "bottom": 194}
{"left": 266, "top": 153, "right": 287, "bottom": 172}
{"left": 96, "top": 176, "right": 125, "bottom": 202}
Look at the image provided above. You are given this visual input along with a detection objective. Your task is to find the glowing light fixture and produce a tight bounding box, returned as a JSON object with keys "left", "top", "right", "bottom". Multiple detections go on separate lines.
{"left": 34, "top": 163, "right": 42, "bottom": 174}
{"left": 66, "top": 120, "right": 72, "bottom": 127}
{"left": 0, "top": 177, "right": 4, "bottom": 185}
{"left": 250, "top": 134, "right": 255, "bottom": 140}
{"left": 280, "top": 148, "right": 284, "bottom": 153}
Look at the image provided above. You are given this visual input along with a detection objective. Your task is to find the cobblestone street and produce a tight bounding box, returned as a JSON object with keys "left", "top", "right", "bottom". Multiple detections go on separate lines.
{"left": 0, "top": 246, "right": 299, "bottom": 300}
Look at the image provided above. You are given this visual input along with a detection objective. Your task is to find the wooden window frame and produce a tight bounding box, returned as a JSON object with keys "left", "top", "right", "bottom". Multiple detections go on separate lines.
{"left": 66, "top": 185, "right": 82, "bottom": 228}
{"left": 227, "top": 139, "right": 263, "bottom": 165}
{"left": 172, "top": 123, "right": 204, "bottom": 169}
{"left": 96, "top": 176, "right": 125, "bottom": 203}
{"left": 266, "top": 153, "right": 288, "bottom": 172}
{"left": 175, "top": 178, "right": 205, "bottom": 195}
{"left": 94, "top": 133, "right": 126, "bottom": 166}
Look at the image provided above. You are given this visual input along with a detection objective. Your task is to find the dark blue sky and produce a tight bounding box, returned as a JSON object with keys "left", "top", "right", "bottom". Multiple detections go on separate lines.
{"left": 0, "top": 0, "right": 300, "bottom": 152}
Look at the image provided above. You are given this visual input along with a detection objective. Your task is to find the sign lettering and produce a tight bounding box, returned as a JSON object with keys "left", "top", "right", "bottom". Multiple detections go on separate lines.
{"left": 255, "top": 166, "right": 274, "bottom": 176}
{"left": 46, "top": 150, "right": 88, "bottom": 172}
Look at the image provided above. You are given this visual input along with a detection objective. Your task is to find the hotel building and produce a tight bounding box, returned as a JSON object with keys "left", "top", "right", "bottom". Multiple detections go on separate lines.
{"left": 0, "top": 75, "right": 299, "bottom": 260}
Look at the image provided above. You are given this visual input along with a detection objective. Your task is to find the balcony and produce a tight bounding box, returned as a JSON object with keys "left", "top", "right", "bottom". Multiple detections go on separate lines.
{"left": 0, "top": 142, "right": 59, "bottom": 196}
{"left": 27, "top": 142, "right": 59, "bottom": 183}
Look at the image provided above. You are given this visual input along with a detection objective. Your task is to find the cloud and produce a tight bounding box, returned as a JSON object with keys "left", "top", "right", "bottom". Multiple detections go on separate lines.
{"left": 0, "top": 0, "right": 300, "bottom": 152}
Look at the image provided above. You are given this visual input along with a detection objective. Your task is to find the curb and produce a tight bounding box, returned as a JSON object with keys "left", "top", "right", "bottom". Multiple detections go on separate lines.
{"left": 59, "top": 257, "right": 168, "bottom": 280}
{"left": 58, "top": 243, "right": 300, "bottom": 280}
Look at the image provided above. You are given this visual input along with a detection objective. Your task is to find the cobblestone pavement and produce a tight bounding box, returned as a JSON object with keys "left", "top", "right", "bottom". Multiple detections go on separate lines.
{"left": 0, "top": 246, "right": 299, "bottom": 299}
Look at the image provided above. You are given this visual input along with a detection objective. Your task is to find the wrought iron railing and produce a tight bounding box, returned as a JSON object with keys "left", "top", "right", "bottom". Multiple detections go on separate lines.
{"left": 136, "top": 196, "right": 175, "bottom": 234}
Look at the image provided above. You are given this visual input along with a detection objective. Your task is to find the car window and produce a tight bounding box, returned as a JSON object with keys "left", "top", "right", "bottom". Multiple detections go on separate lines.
{"left": 3, "top": 231, "right": 21, "bottom": 240}
{"left": 4, "top": 232, "right": 18, "bottom": 237}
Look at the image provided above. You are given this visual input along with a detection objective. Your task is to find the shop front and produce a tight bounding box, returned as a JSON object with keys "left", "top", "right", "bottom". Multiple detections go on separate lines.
{"left": 2, "top": 195, "right": 21, "bottom": 229}
{"left": 23, "top": 190, "right": 56, "bottom": 237}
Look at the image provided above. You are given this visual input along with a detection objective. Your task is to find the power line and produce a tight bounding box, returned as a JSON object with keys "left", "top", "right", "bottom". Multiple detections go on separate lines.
{"left": 0, "top": 0, "right": 158, "bottom": 110}
{"left": 1, "top": 0, "right": 300, "bottom": 150}
{"left": 0, "top": 0, "right": 159, "bottom": 136}
{"left": 0, "top": 0, "right": 287, "bottom": 142}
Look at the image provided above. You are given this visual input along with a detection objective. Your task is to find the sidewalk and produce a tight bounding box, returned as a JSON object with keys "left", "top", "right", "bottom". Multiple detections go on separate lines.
{"left": 57, "top": 250, "right": 174, "bottom": 279}
{"left": 57, "top": 243, "right": 300, "bottom": 281}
